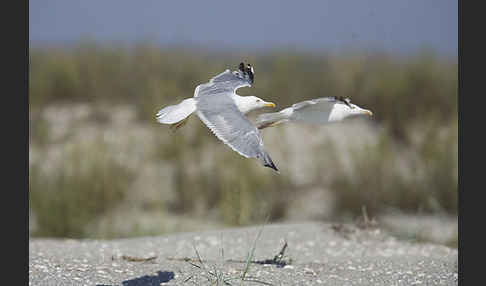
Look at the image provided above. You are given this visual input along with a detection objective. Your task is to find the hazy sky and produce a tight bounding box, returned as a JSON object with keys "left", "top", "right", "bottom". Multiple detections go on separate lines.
{"left": 30, "top": 0, "right": 457, "bottom": 55}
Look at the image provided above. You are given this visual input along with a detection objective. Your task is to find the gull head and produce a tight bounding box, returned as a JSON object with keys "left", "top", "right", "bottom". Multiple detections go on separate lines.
{"left": 236, "top": 95, "right": 276, "bottom": 114}
{"left": 329, "top": 101, "right": 373, "bottom": 122}
{"left": 343, "top": 103, "right": 373, "bottom": 118}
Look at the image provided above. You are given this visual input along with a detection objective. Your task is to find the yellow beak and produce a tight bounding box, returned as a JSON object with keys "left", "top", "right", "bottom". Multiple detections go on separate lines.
{"left": 264, "top": 102, "right": 276, "bottom": 108}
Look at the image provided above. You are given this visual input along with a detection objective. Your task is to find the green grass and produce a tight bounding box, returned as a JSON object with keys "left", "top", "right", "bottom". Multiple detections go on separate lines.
{"left": 183, "top": 222, "right": 273, "bottom": 285}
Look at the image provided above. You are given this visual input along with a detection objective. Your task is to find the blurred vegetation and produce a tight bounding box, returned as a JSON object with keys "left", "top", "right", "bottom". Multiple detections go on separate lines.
{"left": 152, "top": 125, "right": 295, "bottom": 226}
{"left": 329, "top": 120, "right": 458, "bottom": 217}
{"left": 29, "top": 42, "right": 457, "bottom": 238}
{"left": 29, "top": 43, "right": 457, "bottom": 143}
{"left": 29, "top": 139, "right": 135, "bottom": 238}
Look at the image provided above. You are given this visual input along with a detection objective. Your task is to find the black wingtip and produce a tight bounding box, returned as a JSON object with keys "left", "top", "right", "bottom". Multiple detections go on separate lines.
{"left": 239, "top": 62, "right": 245, "bottom": 73}
{"left": 264, "top": 160, "right": 279, "bottom": 172}
{"left": 334, "top": 96, "right": 351, "bottom": 107}
{"left": 266, "top": 163, "right": 279, "bottom": 172}
{"left": 245, "top": 63, "right": 254, "bottom": 84}
{"left": 248, "top": 70, "right": 254, "bottom": 84}
{"left": 262, "top": 151, "right": 278, "bottom": 172}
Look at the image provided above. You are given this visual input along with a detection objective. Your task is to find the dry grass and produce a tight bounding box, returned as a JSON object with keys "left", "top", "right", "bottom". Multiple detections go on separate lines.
{"left": 29, "top": 43, "right": 457, "bottom": 142}
{"left": 29, "top": 42, "right": 457, "bottom": 238}
{"left": 29, "top": 139, "right": 135, "bottom": 238}
{"left": 329, "top": 120, "right": 457, "bottom": 217}
{"left": 152, "top": 124, "right": 295, "bottom": 226}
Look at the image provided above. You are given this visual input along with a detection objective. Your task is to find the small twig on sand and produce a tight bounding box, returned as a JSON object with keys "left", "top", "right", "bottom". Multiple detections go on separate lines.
{"left": 273, "top": 240, "right": 288, "bottom": 263}
{"left": 118, "top": 255, "right": 157, "bottom": 262}
{"left": 166, "top": 240, "right": 291, "bottom": 268}
{"left": 224, "top": 239, "right": 291, "bottom": 268}
{"left": 331, "top": 223, "right": 356, "bottom": 239}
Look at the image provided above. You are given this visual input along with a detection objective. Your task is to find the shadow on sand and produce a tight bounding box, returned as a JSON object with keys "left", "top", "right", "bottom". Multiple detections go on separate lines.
{"left": 96, "top": 271, "right": 175, "bottom": 286}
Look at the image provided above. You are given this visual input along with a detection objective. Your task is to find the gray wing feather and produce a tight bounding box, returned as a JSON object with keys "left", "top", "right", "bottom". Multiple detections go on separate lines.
{"left": 194, "top": 69, "right": 251, "bottom": 98}
{"left": 290, "top": 97, "right": 339, "bottom": 124}
{"left": 291, "top": 97, "right": 338, "bottom": 110}
{"left": 196, "top": 93, "right": 263, "bottom": 159}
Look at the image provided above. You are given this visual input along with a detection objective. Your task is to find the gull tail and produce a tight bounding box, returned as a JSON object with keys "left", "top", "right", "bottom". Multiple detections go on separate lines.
{"left": 156, "top": 98, "right": 196, "bottom": 125}
{"left": 256, "top": 111, "right": 289, "bottom": 129}
{"left": 261, "top": 151, "right": 279, "bottom": 172}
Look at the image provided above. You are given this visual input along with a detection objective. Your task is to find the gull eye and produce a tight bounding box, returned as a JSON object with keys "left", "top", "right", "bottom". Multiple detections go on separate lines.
{"left": 256, "top": 99, "right": 261, "bottom": 103}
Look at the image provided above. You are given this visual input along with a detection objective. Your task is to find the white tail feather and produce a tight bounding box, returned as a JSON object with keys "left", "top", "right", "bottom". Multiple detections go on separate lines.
{"left": 156, "top": 98, "right": 196, "bottom": 124}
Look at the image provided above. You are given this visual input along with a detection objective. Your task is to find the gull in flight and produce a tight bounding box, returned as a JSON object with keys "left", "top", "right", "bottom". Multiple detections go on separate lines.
{"left": 256, "top": 96, "right": 373, "bottom": 129}
{"left": 156, "top": 62, "right": 279, "bottom": 172}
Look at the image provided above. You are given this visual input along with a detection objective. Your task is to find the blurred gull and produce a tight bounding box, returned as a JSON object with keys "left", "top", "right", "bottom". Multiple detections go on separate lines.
{"left": 256, "top": 96, "right": 373, "bottom": 129}
{"left": 156, "top": 62, "right": 279, "bottom": 172}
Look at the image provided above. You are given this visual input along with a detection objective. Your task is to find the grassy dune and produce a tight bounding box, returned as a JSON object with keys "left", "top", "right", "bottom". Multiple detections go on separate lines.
{"left": 29, "top": 42, "right": 458, "bottom": 238}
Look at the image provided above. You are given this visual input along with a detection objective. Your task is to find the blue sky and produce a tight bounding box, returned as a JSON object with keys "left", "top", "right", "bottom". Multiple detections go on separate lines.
{"left": 30, "top": 0, "right": 457, "bottom": 56}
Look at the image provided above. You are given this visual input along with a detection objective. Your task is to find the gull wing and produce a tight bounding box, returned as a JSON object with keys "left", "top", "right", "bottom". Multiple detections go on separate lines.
{"left": 194, "top": 69, "right": 252, "bottom": 98}
{"left": 291, "top": 97, "right": 338, "bottom": 110}
{"left": 196, "top": 93, "right": 265, "bottom": 159}
{"left": 290, "top": 97, "right": 340, "bottom": 124}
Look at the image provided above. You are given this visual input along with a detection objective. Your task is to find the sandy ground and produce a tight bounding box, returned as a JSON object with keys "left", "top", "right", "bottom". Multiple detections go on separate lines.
{"left": 29, "top": 104, "right": 458, "bottom": 285}
{"left": 29, "top": 222, "right": 458, "bottom": 286}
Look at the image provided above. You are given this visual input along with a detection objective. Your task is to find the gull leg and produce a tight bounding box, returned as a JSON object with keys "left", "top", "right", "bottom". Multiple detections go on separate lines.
{"left": 170, "top": 115, "right": 191, "bottom": 132}
{"left": 258, "top": 120, "right": 286, "bottom": 130}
